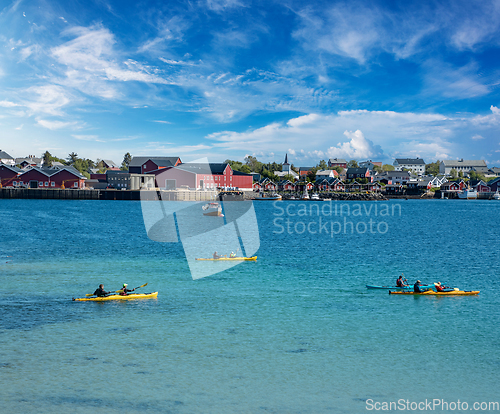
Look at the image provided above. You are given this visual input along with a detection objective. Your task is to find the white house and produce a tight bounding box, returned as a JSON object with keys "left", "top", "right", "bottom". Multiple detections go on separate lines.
{"left": 0, "top": 150, "right": 15, "bottom": 166}
{"left": 315, "top": 170, "right": 339, "bottom": 178}
{"left": 439, "top": 159, "right": 487, "bottom": 175}
{"left": 393, "top": 158, "right": 426, "bottom": 175}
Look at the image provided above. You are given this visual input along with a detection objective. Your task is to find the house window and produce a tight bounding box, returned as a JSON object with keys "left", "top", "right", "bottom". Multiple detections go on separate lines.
{"left": 51, "top": 182, "right": 55, "bottom": 187}
{"left": 13, "top": 181, "right": 17, "bottom": 186}
{"left": 39, "top": 181, "right": 43, "bottom": 187}
{"left": 45, "top": 182, "right": 48, "bottom": 187}
{"left": 74, "top": 182, "right": 78, "bottom": 188}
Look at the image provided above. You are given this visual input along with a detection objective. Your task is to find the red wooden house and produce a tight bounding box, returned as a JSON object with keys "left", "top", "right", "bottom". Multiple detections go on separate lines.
{"left": 15, "top": 167, "right": 85, "bottom": 188}
{"left": 0, "top": 164, "right": 22, "bottom": 187}
{"left": 440, "top": 181, "right": 463, "bottom": 192}
{"left": 153, "top": 163, "right": 253, "bottom": 191}
{"left": 278, "top": 180, "right": 296, "bottom": 191}
{"left": 470, "top": 180, "right": 490, "bottom": 193}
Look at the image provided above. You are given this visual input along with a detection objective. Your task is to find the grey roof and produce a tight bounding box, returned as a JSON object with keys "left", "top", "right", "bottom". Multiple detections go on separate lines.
{"left": 16, "top": 157, "right": 42, "bottom": 164}
{"left": 379, "top": 171, "right": 411, "bottom": 177}
{"left": 441, "top": 159, "right": 487, "bottom": 167}
{"left": 129, "top": 156, "right": 180, "bottom": 167}
{"left": 101, "top": 159, "right": 118, "bottom": 168}
{"left": 394, "top": 158, "right": 425, "bottom": 165}
{"left": 0, "top": 163, "right": 22, "bottom": 173}
{"left": 328, "top": 158, "right": 347, "bottom": 164}
{"left": 346, "top": 167, "right": 369, "bottom": 174}
{"left": 18, "top": 166, "right": 53, "bottom": 177}
{"left": 0, "top": 150, "right": 14, "bottom": 159}
{"left": 469, "top": 166, "right": 490, "bottom": 173}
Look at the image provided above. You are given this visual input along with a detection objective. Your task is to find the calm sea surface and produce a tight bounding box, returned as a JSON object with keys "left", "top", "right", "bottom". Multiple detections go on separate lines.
{"left": 0, "top": 199, "right": 499, "bottom": 413}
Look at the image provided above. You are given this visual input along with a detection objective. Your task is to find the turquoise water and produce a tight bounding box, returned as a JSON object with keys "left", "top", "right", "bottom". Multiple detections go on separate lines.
{"left": 0, "top": 199, "right": 499, "bottom": 413}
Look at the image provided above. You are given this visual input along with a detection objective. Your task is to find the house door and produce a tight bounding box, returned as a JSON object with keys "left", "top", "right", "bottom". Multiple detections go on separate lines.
{"left": 29, "top": 180, "right": 38, "bottom": 188}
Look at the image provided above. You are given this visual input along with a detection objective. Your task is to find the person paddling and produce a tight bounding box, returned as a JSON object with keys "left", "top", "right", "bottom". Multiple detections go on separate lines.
{"left": 413, "top": 280, "right": 429, "bottom": 293}
{"left": 120, "top": 283, "right": 136, "bottom": 296}
{"left": 396, "top": 275, "right": 408, "bottom": 287}
{"left": 213, "top": 251, "right": 220, "bottom": 259}
{"left": 93, "top": 284, "right": 110, "bottom": 297}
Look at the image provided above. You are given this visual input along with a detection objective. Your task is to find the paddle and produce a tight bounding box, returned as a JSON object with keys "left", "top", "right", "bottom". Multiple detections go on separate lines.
{"left": 114, "top": 282, "right": 148, "bottom": 293}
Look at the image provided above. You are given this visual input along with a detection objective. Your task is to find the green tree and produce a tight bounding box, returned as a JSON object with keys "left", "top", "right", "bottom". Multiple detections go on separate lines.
{"left": 382, "top": 164, "right": 395, "bottom": 171}
{"left": 425, "top": 160, "right": 440, "bottom": 175}
{"left": 244, "top": 156, "right": 263, "bottom": 173}
{"left": 67, "top": 152, "right": 78, "bottom": 164}
{"left": 373, "top": 165, "right": 383, "bottom": 174}
{"left": 318, "top": 160, "right": 328, "bottom": 170}
{"left": 332, "top": 166, "right": 344, "bottom": 175}
{"left": 307, "top": 170, "right": 316, "bottom": 182}
{"left": 240, "top": 165, "right": 251, "bottom": 174}
{"left": 347, "top": 159, "right": 359, "bottom": 168}
{"left": 121, "top": 152, "right": 132, "bottom": 170}
{"left": 42, "top": 151, "right": 52, "bottom": 167}
{"left": 450, "top": 168, "right": 458, "bottom": 179}
{"left": 469, "top": 170, "right": 486, "bottom": 182}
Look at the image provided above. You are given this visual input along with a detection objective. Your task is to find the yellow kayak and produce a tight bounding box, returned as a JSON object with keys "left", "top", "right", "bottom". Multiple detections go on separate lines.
{"left": 195, "top": 256, "right": 257, "bottom": 261}
{"left": 389, "top": 290, "right": 479, "bottom": 296}
{"left": 73, "top": 292, "right": 158, "bottom": 301}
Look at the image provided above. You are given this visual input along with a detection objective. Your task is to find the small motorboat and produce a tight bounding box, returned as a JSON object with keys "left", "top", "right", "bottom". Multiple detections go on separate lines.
{"left": 202, "top": 202, "right": 224, "bottom": 216}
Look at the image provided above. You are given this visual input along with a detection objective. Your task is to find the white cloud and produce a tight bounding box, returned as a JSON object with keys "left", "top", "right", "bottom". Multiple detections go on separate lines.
{"left": 0, "top": 100, "right": 18, "bottom": 107}
{"left": 15, "top": 124, "right": 23, "bottom": 130}
{"left": 72, "top": 134, "right": 105, "bottom": 142}
{"left": 24, "top": 85, "right": 71, "bottom": 116}
{"left": 50, "top": 25, "right": 175, "bottom": 100}
{"left": 325, "top": 130, "right": 382, "bottom": 159}
{"left": 472, "top": 134, "right": 484, "bottom": 140}
{"left": 37, "top": 119, "right": 78, "bottom": 130}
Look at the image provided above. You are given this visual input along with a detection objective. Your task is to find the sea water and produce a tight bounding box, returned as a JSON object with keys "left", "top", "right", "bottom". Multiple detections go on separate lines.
{"left": 0, "top": 198, "right": 499, "bottom": 413}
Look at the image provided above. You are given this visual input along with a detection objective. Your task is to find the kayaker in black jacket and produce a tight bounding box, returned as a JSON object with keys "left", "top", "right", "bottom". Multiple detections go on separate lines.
{"left": 93, "top": 284, "right": 110, "bottom": 297}
{"left": 414, "top": 280, "right": 429, "bottom": 293}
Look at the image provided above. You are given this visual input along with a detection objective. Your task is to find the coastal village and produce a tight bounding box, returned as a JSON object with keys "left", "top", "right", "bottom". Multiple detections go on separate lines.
{"left": 0, "top": 149, "right": 499, "bottom": 200}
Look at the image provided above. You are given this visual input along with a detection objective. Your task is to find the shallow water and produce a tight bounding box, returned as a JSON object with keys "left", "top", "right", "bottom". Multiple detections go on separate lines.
{"left": 0, "top": 198, "right": 499, "bottom": 413}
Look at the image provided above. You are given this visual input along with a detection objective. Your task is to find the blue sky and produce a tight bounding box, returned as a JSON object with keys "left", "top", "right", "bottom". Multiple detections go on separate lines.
{"left": 1, "top": 0, "right": 500, "bottom": 167}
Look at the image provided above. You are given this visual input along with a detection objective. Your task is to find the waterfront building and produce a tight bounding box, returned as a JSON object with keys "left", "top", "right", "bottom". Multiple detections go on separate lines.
{"left": 0, "top": 164, "right": 22, "bottom": 187}
{"left": 152, "top": 162, "right": 253, "bottom": 191}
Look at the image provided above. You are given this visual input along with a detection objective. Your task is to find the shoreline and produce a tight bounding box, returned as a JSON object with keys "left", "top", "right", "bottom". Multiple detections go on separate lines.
{"left": 0, "top": 187, "right": 496, "bottom": 201}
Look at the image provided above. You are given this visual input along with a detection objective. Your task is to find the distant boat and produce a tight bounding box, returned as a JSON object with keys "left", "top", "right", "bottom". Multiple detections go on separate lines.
{"left": 458, "top": 189, "right": 477, "bottom": 199}
{"left": 301, "top": 187, "right": 310, "bottom": 200}
{"left": 202, "top": 202, "right": 224, "bottom": 216}
{"left": 493, "top": 191, "right": 500, "bottom": 200}
{"left": 253, "top": 193, "right": 282, "bottom": 200}
{"left": 311, "top": 193, "right": 320, "bottom": 200}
